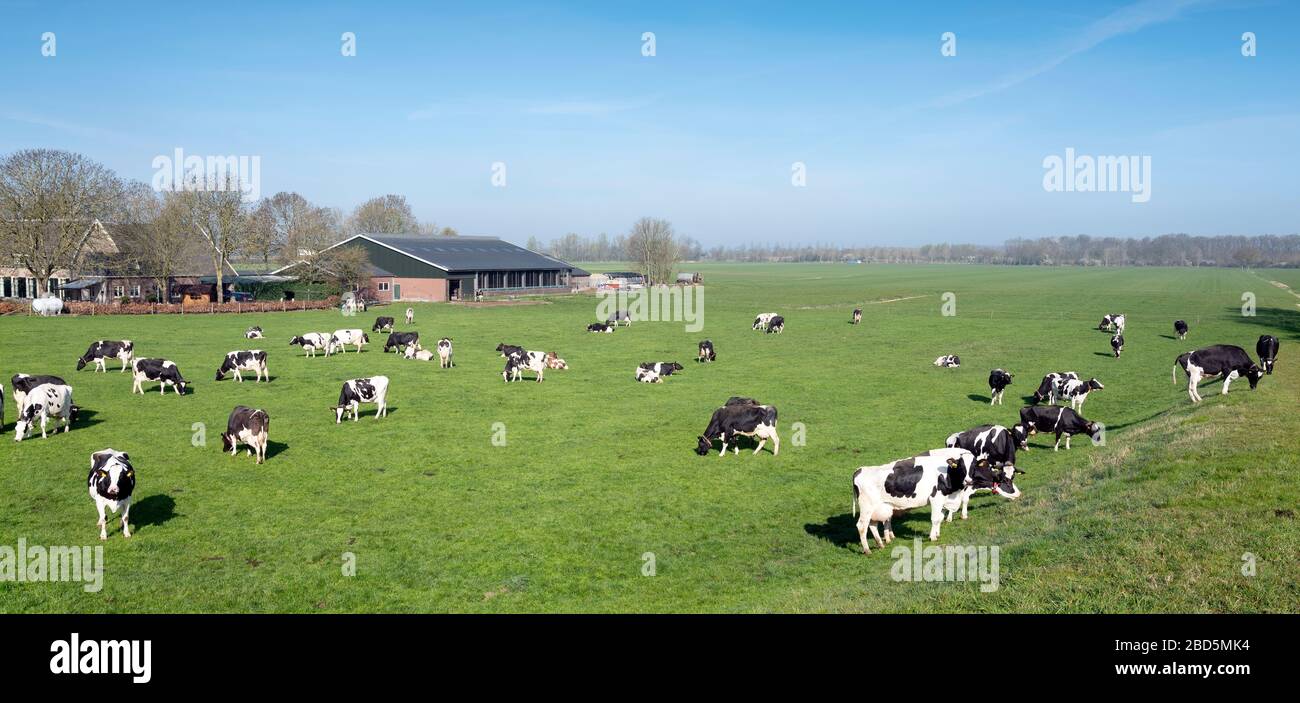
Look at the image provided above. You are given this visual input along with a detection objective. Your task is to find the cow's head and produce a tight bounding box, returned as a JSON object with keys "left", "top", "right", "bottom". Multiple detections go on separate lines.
{"left": 980, "top": 462, "right": 1022, "bottom": 500}
{"left": 1246, "top": 364, "right": 1264, "bottom": 389}
{"left": 362, "top": 333, "right": 370, "bottom": 344}
{"left": 695, "top": 435, "right": 714, "bottom": 456}
{"left": 1088, "top": 378, "right": 1105, "bottom": 391}
{"left": 175, "top": 378, "right": 189, "bottom": 395}
{"left": 90, "top": 450, "right": 135, "bottom": 500}
{"left": 331, "top": 405, "right": 347, "bottom": 423}
{"left": 1011, "top": 424, "right": 1030, "bottom": 449}
{"left": 1086, "top": 422, "right": 1103, "bottom": 441}
{"left": 76, "top": 357, "right": 88, "bottom": 370}
{"left": 13, "top": 403, "right": 41, "bottom": 441}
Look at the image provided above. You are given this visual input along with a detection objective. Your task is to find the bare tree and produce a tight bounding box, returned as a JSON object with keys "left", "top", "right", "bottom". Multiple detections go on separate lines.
{"left": 625, "top": 217, "right": 679, "bottom": 285}
{"left": 249, "top": 191, "right": 338, "bottom": 266}
{"left": 160, "top": 177, "right": 249, "bottom": 299}
{"left": 318, "top": 245, "right": 373, "bottom": 295}
{"left": 0, "top": 149, "right": 125, "bottom": 296}
{"left": 346, "top": 194, "right": 420, "bottom": 234}
{"left": 112, "top": 181, "right": 200, "bottom": 300}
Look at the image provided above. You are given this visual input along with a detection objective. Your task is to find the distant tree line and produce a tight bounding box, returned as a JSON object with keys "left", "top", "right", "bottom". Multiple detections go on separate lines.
{"left": 534, "top": 231, "right": 1300, "bottom": 268}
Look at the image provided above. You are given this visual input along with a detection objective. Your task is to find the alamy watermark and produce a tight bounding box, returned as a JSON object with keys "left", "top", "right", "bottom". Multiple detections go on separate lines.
{"left": 0, "top": 539, "right": 104, "bottom": 593}
{"left": 891, "top": 538, "right": 1000, "bottom": 592}
{"left": 1043, "top": 148, "right": 1151, "bottom": 203}
{"left": 152, "top": 147, "right": 261, "bottom": 202}
{"left": 596, "top": 285, "right": 704, "bottom": 332}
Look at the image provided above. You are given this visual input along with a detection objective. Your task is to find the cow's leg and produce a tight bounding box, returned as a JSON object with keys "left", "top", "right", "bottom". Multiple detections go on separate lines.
{"left": 752, "top": 437, "right": 766, "bottom": 455}
{"left": 120, "top": 500, "right": 131, "bottom": 538}
{"left": 929, "top": 498, "right": 944, "bottom": 541}
{"left": 1222, "top": 370, "right": 1237, "bottom": 395}
{"left": 235, "top": 369, "right": 243, "bottom": 382}
{"left": 96, "top": 501, "right": 108, "bottom": 540}
{"left": 961, "top": 491, "right": 971, "bottom": 520}
{"left": 1066, "top": 434, "right": 1073, "bottom": 450}
{"left": 1188, "top": 369, "right": 1202, "bottom": 402}
{"left": 856, "top": 511, "right": 872, "bottom": 554}
{"left": 1053, "top": 433, "right": 1062, "bottom": 451}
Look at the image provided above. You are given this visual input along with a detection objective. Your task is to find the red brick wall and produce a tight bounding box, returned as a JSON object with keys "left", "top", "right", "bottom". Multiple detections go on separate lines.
{"left": 393, "top": 277, "right": 447, "bottom": 302}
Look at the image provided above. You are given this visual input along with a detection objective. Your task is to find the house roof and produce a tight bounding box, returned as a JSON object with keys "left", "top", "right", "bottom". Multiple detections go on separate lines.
{"left": 347, "top": 234, "right": 585, "bottom": 273}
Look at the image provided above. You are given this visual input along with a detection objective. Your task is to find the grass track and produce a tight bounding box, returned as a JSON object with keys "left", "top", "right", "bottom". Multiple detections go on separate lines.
{"left": 0, "top": 264, "right": 1296, "bottom": 612}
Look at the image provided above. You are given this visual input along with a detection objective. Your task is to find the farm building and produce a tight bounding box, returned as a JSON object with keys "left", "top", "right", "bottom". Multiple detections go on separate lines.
{"left": 601, "top": 271, "right": 645, "bottom": 289}
{"left": 278, "top": 234, "right": 589, "bottom": 302}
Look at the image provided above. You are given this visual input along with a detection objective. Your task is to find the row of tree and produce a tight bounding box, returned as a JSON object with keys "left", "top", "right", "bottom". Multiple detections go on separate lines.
{"left": 0, "top": 148, "right": 460, "bottom": 297}
{"left": 536, "top": 232, "right": 1300, "bottom": 268}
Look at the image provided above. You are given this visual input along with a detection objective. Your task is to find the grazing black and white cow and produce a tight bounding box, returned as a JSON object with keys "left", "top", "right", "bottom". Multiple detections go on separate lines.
{"left": 752, "top": 312, "right": 777, "bottom": 331}
{"left": 607, "top": 310, "right": 632, "bottom": 327}
{"left": 1111, "top": 334, "right": 1124, "bottom": 358}
{"left": 639, "top": 361, "right": 684, "bottom": 377}
{"left": 222, "top": 406, "right": 269, "bottom": 464}
{"left": 851, "top": 448, "right": 1017, "bottom": 553}
{"left": 988, "top": 369, "right": 1013, "bottom": 405}
{"left": 1114, "top": 314, "right": 1126, "bottom": 333}
{"left": 695, "top": 401, "right": 779, "bottom": 456}
{"left": 131, "top": 359, "right": 188, "bottom": 395}
{"left": 1256, "top": 335, "right": 1279, "bottom": 375}
{"left": 1031, "top": 371, "right": 1079, "bottom": 405}
{"left": 372, "top": 316, "right": 395, "bottom": 333}
{"left": 1174, "top": 320, "right": 1189, "bottom": 340}
{"left": 11, "top": 373, "right": 66, "bottom": 412}
{"left": 215, "top": 350, "right": 269, "bottom": 382}
{"left": 436, "top": 338, "right": 454, "bottom": 368}
{"left": 698, "top": 340, "right": 716, "bottom": 362}
{"left": 503, "top": 352, "right": 547, "bottom": 382}
{"left": 946, "top": 425, "right": 1020, "bottom": 469}
{"left": 851, "top": 308, "right": 862, "bottom": 325}
{"left": 587, "top": 322, "right": 614, "bottom": 333}
{"left": 933, "top": 355, "right": 960, "bottom": 368}
{"left": 766, "top": 315, "right": 785, "bottom": 334}
{"left": 383, "top": 331, "right": 420, "bottom": 354}
{"left": 1174, "top": 345, "right": 1264, "bottom": 403}
{"left": 76, "top": 340, "right": 134, "bottom": 372}
{"left": 289, "top": 333, "right": 331, "bottom": 357}
{"left": 635, "top": 367, "right": 662, "bottom": 383}
{"left": 1098, "top": 313, "right": 1125, "bottom": 333}
{"left": 405, "top": 307, "right": 414, "bottom": 325}
{"left": 1059, "top": 377, "right": 1103, "bottom": 411}
{"left": 332, "top": 376, "right": 389, "bottom": 422}
{"left": 245, "top": 326, "right": 263, "bottom": 339}
{"left": 327, "top": 329, "right": 369, "bottom": 355}
{"left": 1098, "top": 314, "right": 1115, "bottom": 332}
{"left": 1017, "top": 405, "right": 1102, "bottom": 451}
{"left": 496, "top": 343, "right": 525, "bottom": 358}
{"left": 87, "top": 449, "right": 134, "bottom": 540}
{"left": 14, "top": 383, "right": 76, "bottom": 441}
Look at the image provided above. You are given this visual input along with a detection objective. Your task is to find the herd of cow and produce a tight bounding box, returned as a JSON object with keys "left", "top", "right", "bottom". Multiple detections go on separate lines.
{"left": 0, "top": 302, "right": 1285, "bottom": 548}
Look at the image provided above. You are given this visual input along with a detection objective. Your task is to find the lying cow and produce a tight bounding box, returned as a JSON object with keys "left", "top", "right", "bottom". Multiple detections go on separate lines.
{"left": 1060, "top": 377, "right": 1103, "bottom": 411}
{"left": 11, "top": 373, "right": 66, "bottom": 413}
{"left": 332, "top": 376, "right": 390, "bottom": 422}
{"left": 222, "top": 406, "right": 269, "bottom": 464}
{"left": 405, "top": 346, "right": 436, "bottom": 361}
{"left": 1174, "top": 320, "right": 1189, "bottom": 340}
{"left": 698, "top": 340, "right": 716, "bottom": 362}
{"left": 372, "top": 316, "right": 395, "bottom": 333}
{"left": 635, "top": 367, "right": 662, "bottom": 383}
{"left": 215, "top": 350, "right": 269, "bottom": 382}
{"left": 1111, "top": 334, "right": 1124, "bottom": 358}
{"left": 851, "top": 308, "right": 862, "bottom": 325}
{"left": 639, "top": 361, "right": 683, "bottom": 377}
{"left": 383, "top": 331, "right": 420, "bottom": 354}
{"left": 15, "top": 383, "right": 76, "bottom": 441}
{"left": 1031, "top": 371, "right": 1078, "bottom": 405}
{"left": 290, "top": 333, "right": 331, "bottom": 357}
{"left": 88, "top": 449, "right": 134, "bottom": 540}
{"left": 752, "top": 312, "right": 777, "bottom": 331}
{"left": 587, "top": 323, "right": 614, "bottom": 333}
{"left": 77, "top": 340, "right": 134, "bottom": 373}
{"left": 327, "top": 329, "right": 369, "bottom": 355}
{"left": 695, "top": 401, "right": 779, "bottom": 456}
{"left": 245, "top": 326, "right": 263, "bottom": 339}
{"left": 851, "top": 448, "right": 1017, "bottom": 553}
{"left": 545, "top": 352, "right": 568, "bottom": 370}
{"left": 436, "top": 338, "right": 454, "bottom": 368}
{"left": 933, "top": 355, "right": 960, "bottom": 368}
{"left": 131, "top": 358, "right": 188, "bottom": 395}
{"left": 1174, "top": 344, "right": 1264, "bottom": 403}
{"left": 405, "top": 307, "right": 414, "bottom": 325}
{"left": 988, "top": 369, "right": 1013, "bottom": 405}
{"left": 1017, "top": 405, "right": 1102, "bottom": 451}
{"left": 1257, "top": 335, "right": 1279, "bottom": 375}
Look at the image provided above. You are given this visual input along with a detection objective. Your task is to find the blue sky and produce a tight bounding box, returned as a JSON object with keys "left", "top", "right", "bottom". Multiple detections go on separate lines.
{"left": 1, "top": 0, "right": 1296, "bottom": 246}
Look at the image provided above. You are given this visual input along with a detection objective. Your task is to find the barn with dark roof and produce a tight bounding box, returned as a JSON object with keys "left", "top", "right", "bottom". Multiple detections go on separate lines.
{"left": 287, "top": 234, "right": 589, "bottom": 302}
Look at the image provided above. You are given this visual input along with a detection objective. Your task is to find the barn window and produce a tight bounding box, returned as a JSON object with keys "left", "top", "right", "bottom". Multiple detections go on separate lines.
{"left": 113, "top": 285, "right": 125, "bottom": 298}
{"left": 130, "top": 285, "right": 141, "bottom": 297}
{"left": 377, "top": 281, "right": 390, "bottom": 292}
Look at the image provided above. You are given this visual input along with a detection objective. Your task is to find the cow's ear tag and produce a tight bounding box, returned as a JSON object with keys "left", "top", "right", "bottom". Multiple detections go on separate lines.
{"left": 947, "top": 458, "right": 958, "bottom": 468}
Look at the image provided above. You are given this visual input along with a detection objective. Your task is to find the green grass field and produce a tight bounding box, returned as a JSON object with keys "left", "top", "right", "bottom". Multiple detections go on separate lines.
{"left": 1, "top": 264, "right": 1296, "bottom": 613}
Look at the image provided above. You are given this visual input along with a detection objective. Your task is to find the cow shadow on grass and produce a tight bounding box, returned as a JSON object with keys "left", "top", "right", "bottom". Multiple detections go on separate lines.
{"left": 1093, "top": 352, "right": 1114, "bottom": 357}
{"left": 265, "top": 439, "right": 289, "bottom": 459}
{"left": 1225, "top": 306, "right": 1300, "bottom": 341}
{"left": 131, "top": 494, "right": 177, "bottom": 531}
{"left": 967, "top": 394, "right": 991, "bottom": 403}
{"left": 806, "top": 511, "right": 945, "bottom": 550}
{"left": 71, "top": 408, "right": 105, "bottom": 430}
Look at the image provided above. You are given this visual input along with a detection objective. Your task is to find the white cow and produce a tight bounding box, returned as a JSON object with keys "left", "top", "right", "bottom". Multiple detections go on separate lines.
{"left": 327, "top": 329, "right": 369, "bottom": 355}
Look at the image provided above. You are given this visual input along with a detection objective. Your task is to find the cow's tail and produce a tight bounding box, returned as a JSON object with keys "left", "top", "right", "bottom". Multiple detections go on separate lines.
{"left": 851, "top": 468, "right": 861, "bottom": 518}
